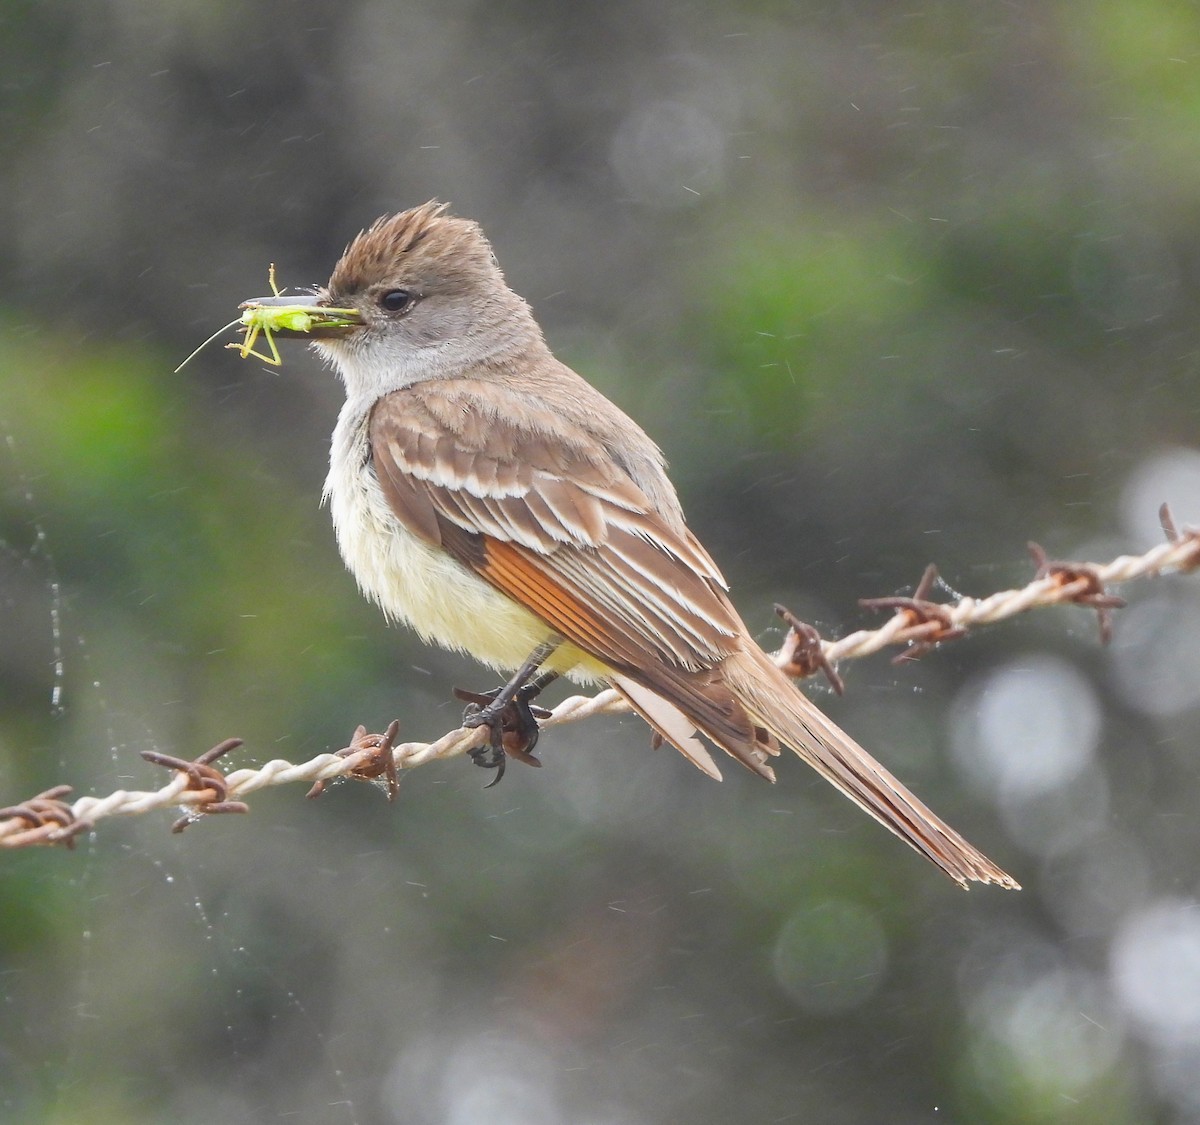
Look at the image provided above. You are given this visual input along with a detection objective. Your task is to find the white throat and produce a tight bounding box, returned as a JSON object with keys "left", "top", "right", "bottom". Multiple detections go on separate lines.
{"left": 313, "top": 336, "right": 463, "bottom": 402}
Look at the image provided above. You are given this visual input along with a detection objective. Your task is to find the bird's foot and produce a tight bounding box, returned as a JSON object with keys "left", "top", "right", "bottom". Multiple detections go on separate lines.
{"left": 455, "top": 682, "right": 552, "bottom": 787}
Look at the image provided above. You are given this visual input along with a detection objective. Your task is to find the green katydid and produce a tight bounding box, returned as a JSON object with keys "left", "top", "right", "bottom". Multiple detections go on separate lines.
{"left": 174, "top": 264, "right": 361, "bottom": 372}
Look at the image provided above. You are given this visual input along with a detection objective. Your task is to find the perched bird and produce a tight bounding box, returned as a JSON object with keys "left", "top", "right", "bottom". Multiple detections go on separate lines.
{"left": 248, "top": 201, "right": 1016, "bottom": 890}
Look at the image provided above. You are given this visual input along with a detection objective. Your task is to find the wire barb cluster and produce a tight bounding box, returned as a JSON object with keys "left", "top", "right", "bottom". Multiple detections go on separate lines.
{"left": 803, "top": 503, "right": 1199, "bottom": 669}
{"left": 3, "top": 504, "right": 1198, "bottom": 850}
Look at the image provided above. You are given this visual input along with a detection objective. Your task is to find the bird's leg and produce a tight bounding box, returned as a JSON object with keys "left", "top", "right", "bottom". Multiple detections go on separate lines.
{"left": 456, "top": 640, "right": 560, "bottom": 786}
{"left": 520, "top": 668, "right": 561, "bottom": 704}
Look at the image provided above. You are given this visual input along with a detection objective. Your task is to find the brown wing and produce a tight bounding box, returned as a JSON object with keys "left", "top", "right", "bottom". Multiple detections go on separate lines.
{"left": 368, "top": 380, "right": 778, "bottom": 778}
{"left": 368, "top": 380, "right": 744, "bottom": 672}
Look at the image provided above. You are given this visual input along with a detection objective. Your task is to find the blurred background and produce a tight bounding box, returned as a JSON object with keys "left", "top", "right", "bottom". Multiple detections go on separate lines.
{"left": 3, "top": 1, "right": 1200, "bottom": 1122}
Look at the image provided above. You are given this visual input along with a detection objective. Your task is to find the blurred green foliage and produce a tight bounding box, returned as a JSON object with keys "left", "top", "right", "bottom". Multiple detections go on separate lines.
{"left": 3, "top": 2, "right": 1200, "bottom": 1123}
{"left": 697, "top": 220, "right": 932, "bottom": 440}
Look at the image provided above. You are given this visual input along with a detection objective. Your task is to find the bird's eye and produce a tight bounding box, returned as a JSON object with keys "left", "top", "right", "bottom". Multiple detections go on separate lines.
{"left": 379, "top": 289, "right": 414, "bottom": 313}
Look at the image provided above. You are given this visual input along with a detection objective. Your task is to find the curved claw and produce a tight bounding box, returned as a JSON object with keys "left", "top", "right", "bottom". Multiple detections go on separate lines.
{"left": 457, "top": 682, "right": 550, "bottom": 786}
{"left": 468, "top": 738, "right": 508, "bottom": 788}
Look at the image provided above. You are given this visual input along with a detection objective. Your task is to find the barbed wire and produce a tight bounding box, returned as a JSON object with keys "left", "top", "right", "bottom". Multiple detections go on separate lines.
{"left": 3, "top": 504, "right": 1198, "bottom": 850}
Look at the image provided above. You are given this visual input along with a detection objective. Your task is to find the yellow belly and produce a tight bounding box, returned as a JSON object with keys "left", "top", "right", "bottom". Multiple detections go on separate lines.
{"left": 324, "top": 412, "right": 606, "bottom": 683}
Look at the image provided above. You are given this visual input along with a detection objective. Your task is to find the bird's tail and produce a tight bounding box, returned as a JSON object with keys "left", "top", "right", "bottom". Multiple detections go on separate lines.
{"left": 719, "top": 645, "right": 1018, "bottom": 889}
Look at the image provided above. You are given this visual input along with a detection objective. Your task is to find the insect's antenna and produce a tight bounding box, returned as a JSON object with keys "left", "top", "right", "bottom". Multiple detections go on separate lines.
{"left": 174, "top": 318, "right": 244, "bottom": 373}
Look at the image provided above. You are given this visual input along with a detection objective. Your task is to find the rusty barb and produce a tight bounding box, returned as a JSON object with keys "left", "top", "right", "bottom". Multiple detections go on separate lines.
{"left": 1158, "top": 502, "right": 1200, "bottom": 570}
{"left": 140, "top": 738, "right": 250, "bottom": 833}
{"left": 858, "top": 563, "right": 971, "bottom": 663}
{"left": 1027, "top": 542, "right": 1126, "bottom": 644}
{"left": 773, "top": 604, "right": 846, "bottom": 693}
{"left": 0, "top": 786, "right": 92, "bottom": 848}
{"left": 307, "top": 720, "right": 401, "bottom": 801}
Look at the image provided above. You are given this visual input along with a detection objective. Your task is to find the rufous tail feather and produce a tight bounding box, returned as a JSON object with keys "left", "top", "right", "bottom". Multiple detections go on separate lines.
{"left": 717, "top": 646, "right": 1017, "bottom": 889}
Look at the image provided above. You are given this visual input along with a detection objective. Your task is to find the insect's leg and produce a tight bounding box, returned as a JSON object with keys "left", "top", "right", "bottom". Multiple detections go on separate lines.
{"left": 263, "top": 325, "right": 282, "bottom": 366}
{"left": 238, "top": 320, "right": 261, "bottom": 360}
{"left": 235, "top": 322, "right": 284, "bottom": 366}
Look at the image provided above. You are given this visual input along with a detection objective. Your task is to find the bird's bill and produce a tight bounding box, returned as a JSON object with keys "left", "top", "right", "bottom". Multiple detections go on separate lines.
{"left": 236, "top": 294, "right": 364, "bottom": 339}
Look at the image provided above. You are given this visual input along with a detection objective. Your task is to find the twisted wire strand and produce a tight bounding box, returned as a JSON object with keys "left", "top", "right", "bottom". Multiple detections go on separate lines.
{"left": 3, "top": 510, "right": 1197, "bottom": 849}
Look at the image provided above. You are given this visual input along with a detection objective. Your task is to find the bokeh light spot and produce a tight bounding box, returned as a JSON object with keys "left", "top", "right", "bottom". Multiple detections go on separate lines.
{"left": 1111, "top": 898, "right": 1200, "bottom": 1049}
{"left": 610, "top": 100, "right": 727, "bottom": 206}
{"left": 967, "top": 968, "right": 1124, "bottom": 1100}
{"left": 951, "top": 655, "right": 1101, "bottom": 802}
{"left": 1110, "top": 595, "right": 1200, "bottom": 718}
{"left": 771, "top": 899, "right": 888, "bottom": 1015}
{"left": 1120, "top": 447, "right": 1200, "bottom": 547}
